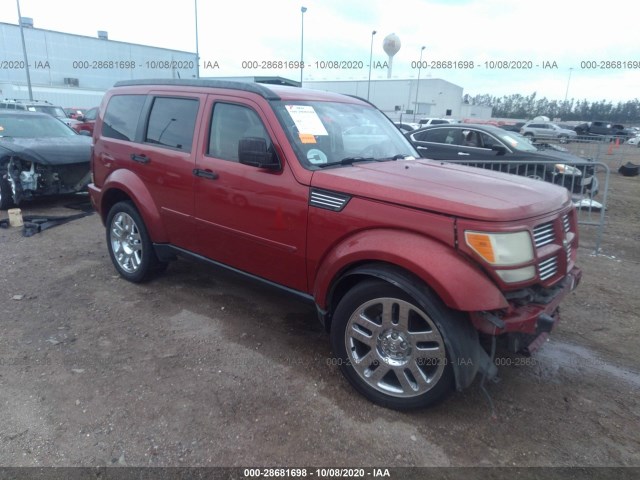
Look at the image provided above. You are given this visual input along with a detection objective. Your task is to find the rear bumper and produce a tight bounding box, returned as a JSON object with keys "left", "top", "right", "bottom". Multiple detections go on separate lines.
{"left": 470, "top": 266, "right": 582, "bottom": 336}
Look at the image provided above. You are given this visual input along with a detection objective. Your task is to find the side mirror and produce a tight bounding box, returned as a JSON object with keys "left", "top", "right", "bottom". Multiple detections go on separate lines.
{"left": 238, "top": 137, "right": 280, "bottom": 170}
{"left": 77, "top": 115, "right": 85, "bottom": 122}
{"left": 491, "top": 145, "right": 507, "bottom": 155}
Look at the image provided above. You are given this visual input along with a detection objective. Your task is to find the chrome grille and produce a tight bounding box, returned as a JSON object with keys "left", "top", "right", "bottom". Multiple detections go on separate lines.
{"left": 563, "top": 214, "right": 572, "bottom": 264}
{"left": 539, "top": 256, "right": 559, "bottom": 281}
{"left": 533, "top": 222, "right": 555, "bottom": 248}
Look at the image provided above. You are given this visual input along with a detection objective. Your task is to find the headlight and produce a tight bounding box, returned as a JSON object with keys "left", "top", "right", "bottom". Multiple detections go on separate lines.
{"left": 555, "top": 164, "right": 582, "bottom": 176}
{"left": 464, "top": 231, "right": 534, "bottom": 266}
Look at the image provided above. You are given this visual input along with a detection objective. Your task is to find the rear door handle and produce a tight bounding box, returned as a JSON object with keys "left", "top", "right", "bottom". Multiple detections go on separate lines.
{"left": 130, "top": 154, "right": 150, "bottom": 164}
{"left": 457, "top": 152, "right": 470, "bottom": 156}
{"left": 193, "top": 169, "right": 219, "bottom": 180}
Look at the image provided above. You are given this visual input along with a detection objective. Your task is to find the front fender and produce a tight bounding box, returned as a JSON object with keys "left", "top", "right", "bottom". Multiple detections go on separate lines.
{"left": 313, "top": 229, "right": 508, "bottom": 313}
{"left": 99, "top": 169, "right": 168, "bottom": 243}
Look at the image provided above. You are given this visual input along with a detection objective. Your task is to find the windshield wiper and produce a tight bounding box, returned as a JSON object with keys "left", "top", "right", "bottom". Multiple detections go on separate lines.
{"left": 318, "top": 156, "right": 376, "bottom": 168}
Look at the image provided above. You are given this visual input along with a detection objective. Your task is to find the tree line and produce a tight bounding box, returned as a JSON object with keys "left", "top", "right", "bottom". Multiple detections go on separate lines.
{"left": 463, "top": 93, "right": 640, "bottom": 124}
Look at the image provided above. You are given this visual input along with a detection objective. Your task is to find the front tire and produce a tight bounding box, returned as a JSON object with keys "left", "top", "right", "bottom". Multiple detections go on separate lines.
{"left": 330, "top": 279, "right": 455, "bottom": 410}
{"left": 106, "top": 201, "right": 166, "bottom": 283}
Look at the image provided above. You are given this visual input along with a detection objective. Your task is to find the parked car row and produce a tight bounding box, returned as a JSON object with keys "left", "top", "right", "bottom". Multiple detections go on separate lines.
{"left": 503, "top": 119, "right": 639, "bottom": 144}
{"left": 0, "top": 98, "right": 80, "bottom": 128}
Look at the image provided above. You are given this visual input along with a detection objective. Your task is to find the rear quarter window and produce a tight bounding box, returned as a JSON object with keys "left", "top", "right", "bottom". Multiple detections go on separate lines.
{"left": 102, "top": 94, "right": 146, "bottom": 142}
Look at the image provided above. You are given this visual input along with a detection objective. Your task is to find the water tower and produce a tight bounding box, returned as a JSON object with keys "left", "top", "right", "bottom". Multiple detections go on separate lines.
{"left": 382, "top": 33, "right": 401, "bottom": 79}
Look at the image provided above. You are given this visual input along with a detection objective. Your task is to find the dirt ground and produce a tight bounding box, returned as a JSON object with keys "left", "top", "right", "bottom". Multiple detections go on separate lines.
{"left": 0, "top": 145, "right": 639, "bottom": 471}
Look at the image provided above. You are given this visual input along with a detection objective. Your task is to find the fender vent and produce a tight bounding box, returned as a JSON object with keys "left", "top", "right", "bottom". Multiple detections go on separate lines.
{"left": 309, "top": 189, "right": 351, "bottom": 212}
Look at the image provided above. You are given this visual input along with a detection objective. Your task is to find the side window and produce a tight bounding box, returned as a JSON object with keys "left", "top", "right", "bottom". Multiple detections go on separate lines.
{"left": 84, "top": 108, "right": 98, "bottom": 121}
{"left": 145, "top": 97, "right": 199, "bottom": 152}
{"left": 478, "top": 132, "right": 497, "bottom": 148}
{"left": 414, "top": 128, "right": 458, "bottom": 144}
{"left": 459, "top": 129, "right": 480, "bottom": 147}
{"left": 102, "top": 94, "right": 146, "bottom": 142}
{"left": 208, "top": 103, "right": 271, "bottom": 162}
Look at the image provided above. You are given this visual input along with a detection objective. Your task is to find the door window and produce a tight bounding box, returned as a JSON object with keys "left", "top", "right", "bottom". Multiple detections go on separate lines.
{"left": 208, "top": 103, "right": 271, "bottom": 162}
{"left": 145, "top": 97, "right": 199, "bottom": 152}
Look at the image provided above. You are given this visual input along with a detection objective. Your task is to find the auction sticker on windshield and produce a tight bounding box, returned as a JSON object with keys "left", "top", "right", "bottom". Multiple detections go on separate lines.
{"left": 285, "top": 105, "right": 328, "bottom": 136}
{"left": 306, "top": 148, "right": 328, "bottom": 164}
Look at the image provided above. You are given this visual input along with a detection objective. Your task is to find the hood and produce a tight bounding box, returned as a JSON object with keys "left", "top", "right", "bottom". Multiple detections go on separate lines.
{"left": 311, "top": 159, "right": 571, "bottom": 222}
{"left": 0, "top": 136, "right": 92, "bottom": 165}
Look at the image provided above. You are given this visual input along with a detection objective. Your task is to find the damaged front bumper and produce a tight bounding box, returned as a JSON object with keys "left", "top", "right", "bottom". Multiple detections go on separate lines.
{"left": 470, "top": 266, "right": 582, "bottom": 352}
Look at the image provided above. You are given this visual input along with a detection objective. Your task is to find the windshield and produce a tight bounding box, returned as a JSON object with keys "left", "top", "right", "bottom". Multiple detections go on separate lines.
{"left": 271, "top": 100, "right": 418, "bottom": 169}
{"left": 32, "top": 105, "right": 67, "bottom": 119}
{"left": 0, "top": 113, "right": 77, "bottom": 137}
{"left": 497, "top": 131, "right": 539, "bottom": 152}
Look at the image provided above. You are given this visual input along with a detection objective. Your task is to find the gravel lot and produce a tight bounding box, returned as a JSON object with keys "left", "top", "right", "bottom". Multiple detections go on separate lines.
{"left": 0, "top": 147, "right": 638, "bottom": 472}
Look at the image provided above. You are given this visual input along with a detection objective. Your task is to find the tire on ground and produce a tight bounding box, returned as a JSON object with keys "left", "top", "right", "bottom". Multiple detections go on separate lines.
{"left": 330, "top": 279, "right": 456, "bottom": 410}
{"left": 105, "top": 200, "right": 167, "bottom": 283}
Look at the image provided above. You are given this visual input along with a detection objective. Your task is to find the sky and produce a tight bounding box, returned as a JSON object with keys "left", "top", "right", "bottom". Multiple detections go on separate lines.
{"left": 1, "top": 0, "right": 639, "bottom": 103}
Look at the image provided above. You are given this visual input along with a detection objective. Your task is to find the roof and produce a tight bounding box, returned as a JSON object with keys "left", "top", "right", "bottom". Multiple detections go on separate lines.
{"left": 112, "top": 79, "right": 368, "bottom": 104}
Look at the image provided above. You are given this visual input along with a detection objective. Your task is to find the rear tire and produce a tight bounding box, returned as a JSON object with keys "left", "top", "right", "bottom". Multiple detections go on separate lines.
{"left": 106, "top": 201, "right": 167, "bottom": 283}
{"left": 330, "top": 279, "right": 455, "bottom": 410}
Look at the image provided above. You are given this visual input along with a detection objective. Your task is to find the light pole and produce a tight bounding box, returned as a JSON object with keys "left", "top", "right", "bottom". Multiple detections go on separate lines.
{"left": 16, "top": 0, "right": 33, "bottom": 100}
{"left": 564, "top": 67, "right": 573, "bottom": 103}
{"left": 300, "top": 6, "right": 307, "bottom": 85}
{"left": 194, "top": 0, "right": 200, "bottom": 78}
{"left": 413, "top": 46, "right": 425, "bottom": 122}
{"left": 367, "top": 30, "right": 377, "bottom": 101}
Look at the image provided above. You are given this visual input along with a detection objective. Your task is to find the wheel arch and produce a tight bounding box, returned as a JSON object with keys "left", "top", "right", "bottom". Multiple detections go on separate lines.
{"left": 327, "top": 262, "right": 496, "bottom": 393}
{"left": 97, "top": 170, "right": 168, "bottom": 242}
{"left": 313, "top": 230, "right": 508, "bottom": 322}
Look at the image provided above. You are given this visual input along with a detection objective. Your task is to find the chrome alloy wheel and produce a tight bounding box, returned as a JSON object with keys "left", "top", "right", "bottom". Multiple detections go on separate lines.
{"left": 109, "top": 212, "right": 143, "bottom": 274}
{"left": 344, "top": 297, "right": 447, "bottom": 398}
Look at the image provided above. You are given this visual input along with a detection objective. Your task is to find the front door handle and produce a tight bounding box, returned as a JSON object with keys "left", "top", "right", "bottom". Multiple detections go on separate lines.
{"left": 130, "top": 154, "right": 150, "bottom": 164}
{"left": 193, "top": 169, "right": 219, "bottom": 180}
{"left": 457, "top": 152, "right": 471, "bottom": 156}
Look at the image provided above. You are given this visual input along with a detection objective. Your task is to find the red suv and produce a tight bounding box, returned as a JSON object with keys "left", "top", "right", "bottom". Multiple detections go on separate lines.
{"left": 89, "top": 79, "right": 582, "bottom": 410}
{"left": 71, "top": 106, "right": 98, "bottom": 135}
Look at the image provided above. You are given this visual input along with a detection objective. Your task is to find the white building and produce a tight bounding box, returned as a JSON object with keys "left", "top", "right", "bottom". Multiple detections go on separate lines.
{"left": 0, "top": 20, "right": 197, "bottom": 108}
{"left": 302, "top": 78, "right": 491, "bottom": 122}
